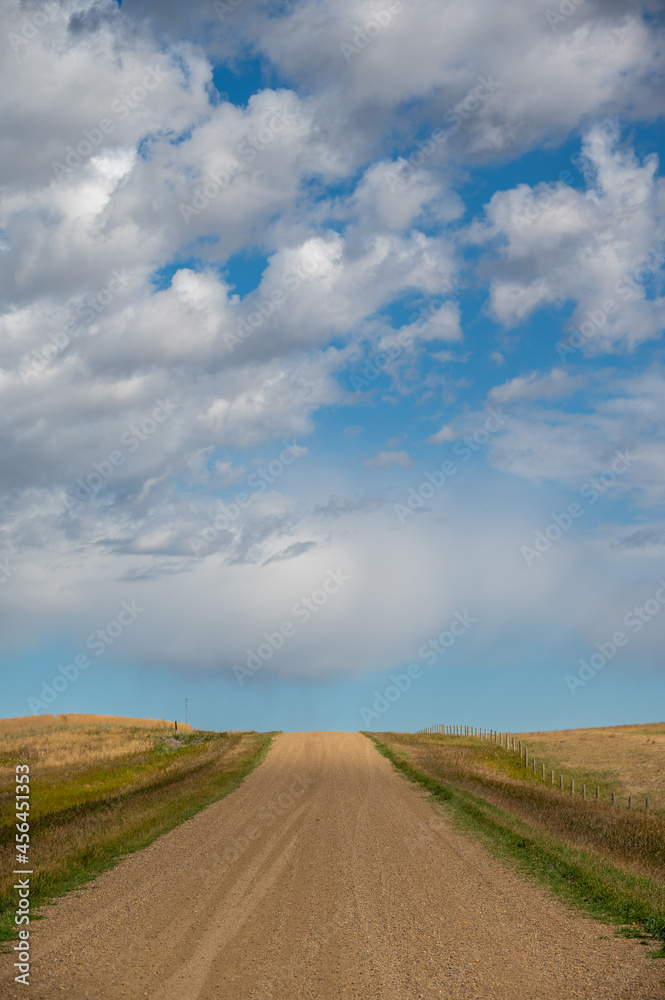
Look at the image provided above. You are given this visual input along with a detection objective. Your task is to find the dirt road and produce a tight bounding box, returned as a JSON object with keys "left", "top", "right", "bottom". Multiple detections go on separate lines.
{"left": 2, "top": 732, "right": 662, "bottom": 998}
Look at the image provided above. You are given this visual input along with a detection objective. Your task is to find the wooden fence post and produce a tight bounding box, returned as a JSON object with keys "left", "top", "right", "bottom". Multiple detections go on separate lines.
{"left": 571, "top": 778, "right": 574, "bottom": 796}
{"left": 611, "top": 792, "right": 615, "bottom": 807}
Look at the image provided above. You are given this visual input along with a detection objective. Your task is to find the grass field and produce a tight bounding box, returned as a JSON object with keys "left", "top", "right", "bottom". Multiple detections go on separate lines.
{"left": 512, "top": 722, "right": 665, "bottom": 813}
{"left": 0, "top": 714, "right": 273, "bottom": 945}
{"left": 369, "top": 727, "right": 665, "bottom": 957}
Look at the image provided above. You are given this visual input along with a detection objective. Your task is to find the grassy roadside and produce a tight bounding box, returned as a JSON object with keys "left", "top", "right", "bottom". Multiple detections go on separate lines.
{"left": 366, "top": 732, "right": 665, "bottom": 957}
{"left": 0, "top": 725, "right": 274, "bottom": 945}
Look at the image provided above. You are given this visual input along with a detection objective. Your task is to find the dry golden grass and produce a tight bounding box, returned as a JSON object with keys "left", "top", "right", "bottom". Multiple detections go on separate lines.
{"left": 513, "top": 722, "right": 665, "bottom": 812}
{"left": 0, "top": 712, "right": 192, "bottom": 738}
{"left": 0, "top": 714, "right": 194, "bottom": 785}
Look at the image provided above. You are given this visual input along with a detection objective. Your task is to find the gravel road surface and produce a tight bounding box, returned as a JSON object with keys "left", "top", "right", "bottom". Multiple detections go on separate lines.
{"left": 2, "top": 731, "right": 662, "bottom": 998}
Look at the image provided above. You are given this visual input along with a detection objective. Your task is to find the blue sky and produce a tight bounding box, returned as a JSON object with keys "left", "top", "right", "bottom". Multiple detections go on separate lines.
{"left": 1, "top": 0, "right": 664, "bottom": 732}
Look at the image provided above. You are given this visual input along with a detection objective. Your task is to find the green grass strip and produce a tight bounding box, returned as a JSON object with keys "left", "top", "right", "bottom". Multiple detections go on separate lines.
{"left": 367, "top": 734, "right": 665, "bottom": 957}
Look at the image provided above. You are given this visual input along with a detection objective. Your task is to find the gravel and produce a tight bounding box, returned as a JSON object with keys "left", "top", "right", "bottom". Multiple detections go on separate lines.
{"left": 1, "top": 731, "right": 662, "bottom": 998}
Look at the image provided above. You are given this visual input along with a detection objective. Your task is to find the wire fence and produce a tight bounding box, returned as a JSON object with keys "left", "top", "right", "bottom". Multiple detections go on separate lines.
{"left": 417, "top": 724, "right": 651, "bottom": 813}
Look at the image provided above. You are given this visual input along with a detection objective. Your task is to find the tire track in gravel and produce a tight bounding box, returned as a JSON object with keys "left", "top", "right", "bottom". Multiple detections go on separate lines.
{"left": 1, "top": 731, "right": 663, "bottom": 999}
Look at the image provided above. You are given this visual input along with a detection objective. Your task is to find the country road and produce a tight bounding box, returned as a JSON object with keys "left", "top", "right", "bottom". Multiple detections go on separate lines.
{"left": 2, "top": 732, "right": 662, "bottom": 999}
